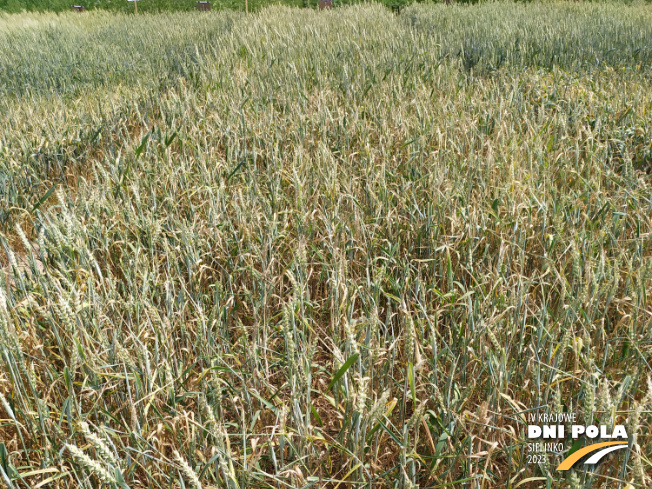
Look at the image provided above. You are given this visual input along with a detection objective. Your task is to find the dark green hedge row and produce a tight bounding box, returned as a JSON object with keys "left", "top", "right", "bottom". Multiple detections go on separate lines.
{"left": 0, "top": 0, "right": 431, "bottom": 14}
{"left": 1, "top": 0, "right": 647, "bottom": 17}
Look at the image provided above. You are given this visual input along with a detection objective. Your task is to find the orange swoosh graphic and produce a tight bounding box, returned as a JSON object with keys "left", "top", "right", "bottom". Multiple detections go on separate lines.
{"left": 556, "top": 441, "right": 628, "bottom": 471}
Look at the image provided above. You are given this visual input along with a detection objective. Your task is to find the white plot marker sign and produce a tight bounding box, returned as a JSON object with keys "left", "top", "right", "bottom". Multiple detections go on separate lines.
{"left": 128, "top": 0, "right": 139, "bottom": 14}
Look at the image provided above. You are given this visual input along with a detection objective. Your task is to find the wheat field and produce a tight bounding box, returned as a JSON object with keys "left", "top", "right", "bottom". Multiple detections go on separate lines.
{"left": 0, "top": 3, "right": 651, "bottom": 488}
